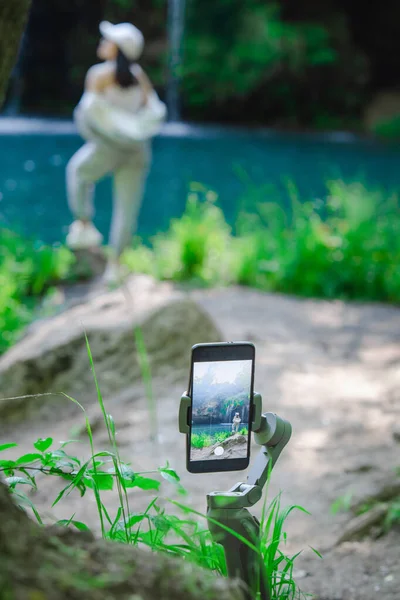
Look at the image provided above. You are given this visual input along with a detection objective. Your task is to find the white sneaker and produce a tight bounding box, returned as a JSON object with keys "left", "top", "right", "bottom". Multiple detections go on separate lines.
{"left": 66, "top": 220, "right": 103, "bottom": 250}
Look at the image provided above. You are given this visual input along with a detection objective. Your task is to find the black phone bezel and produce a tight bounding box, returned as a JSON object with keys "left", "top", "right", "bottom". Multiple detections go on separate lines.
{"left": 186, "top": 341, "right": 255, "bottom": 474}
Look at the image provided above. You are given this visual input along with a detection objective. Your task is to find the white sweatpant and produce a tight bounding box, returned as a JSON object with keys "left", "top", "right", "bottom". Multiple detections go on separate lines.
{"left": 66, "top": 140, "right": 151, "bottom": 256}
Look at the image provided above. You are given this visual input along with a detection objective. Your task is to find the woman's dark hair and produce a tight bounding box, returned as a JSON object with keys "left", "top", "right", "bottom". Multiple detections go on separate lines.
{"left": 115, "top": 49, "right": 139, "bottom": 88}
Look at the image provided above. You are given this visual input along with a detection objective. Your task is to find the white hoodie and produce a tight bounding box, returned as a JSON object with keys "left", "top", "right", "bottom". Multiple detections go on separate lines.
{"left": 74, "top": 88, "right": 166, "bottom": 148}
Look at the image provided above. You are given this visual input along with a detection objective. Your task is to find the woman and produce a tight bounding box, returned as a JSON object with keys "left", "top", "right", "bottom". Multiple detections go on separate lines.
{"left": 66, "top": 21, "right": 166, "bottom": 283}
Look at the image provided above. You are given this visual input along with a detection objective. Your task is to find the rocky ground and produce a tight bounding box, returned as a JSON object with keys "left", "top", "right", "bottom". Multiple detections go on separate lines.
{"left": 190, "top": 433, "right": 248, "bottom": 461}
{"left": 1, "top": 279, "right": 399, "bottom": 600}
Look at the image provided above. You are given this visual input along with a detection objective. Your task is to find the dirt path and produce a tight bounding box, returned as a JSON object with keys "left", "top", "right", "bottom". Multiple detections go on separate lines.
{"left": 3, "top": 285, "right": 400, "bottom": 600}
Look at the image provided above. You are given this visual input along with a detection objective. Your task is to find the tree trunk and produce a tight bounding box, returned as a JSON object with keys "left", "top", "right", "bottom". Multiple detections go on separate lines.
{"left": 0, "top": 0, "right": 31, "bottom": 108}
{"left": 0, "top": 481, "right": 245, "bottom": 600}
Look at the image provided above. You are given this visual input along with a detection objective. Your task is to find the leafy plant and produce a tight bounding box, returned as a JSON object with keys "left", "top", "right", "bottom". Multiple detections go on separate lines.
{"left": 385, "top": 499, "right": 400, "bottom": 530}
{"left": 260, "top": 494, "right": 319, "bottom": 599}
{"left": 122, "top": 183, "right": 233, "bottom": 285}
{"left": 183, "top": 2, "right": 336, "bottom": 110}
{"left": 0, "top": 229, "right": 74, "bottom": 353}
{"left": 330, "top": 491, "right": 353, "bottom": 515}
{"left": 123, "top": 180, "right": 400, "bottom": 304}
{"left": 191, "top": 433, "right": 214, "bottom": 449}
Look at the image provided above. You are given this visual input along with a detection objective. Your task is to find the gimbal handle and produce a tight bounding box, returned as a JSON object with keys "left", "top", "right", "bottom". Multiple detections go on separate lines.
{"left": 179, "top": 391, "right": 292, "bottom": 600}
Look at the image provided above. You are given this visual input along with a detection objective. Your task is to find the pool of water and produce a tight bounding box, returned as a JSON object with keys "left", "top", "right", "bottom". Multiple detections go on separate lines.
{"left": 1, "top": 118, "right": 400, "bottom": 245}
{"left": 192, "top": 423, "right": 244, "bottom": 436}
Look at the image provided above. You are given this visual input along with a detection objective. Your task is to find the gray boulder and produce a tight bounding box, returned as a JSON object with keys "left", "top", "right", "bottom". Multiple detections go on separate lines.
{"left": 0, "top": 275, "right": 221, "bottom": 422}
{"left": 207, "top": 434, "right": 248, "bottom": 459}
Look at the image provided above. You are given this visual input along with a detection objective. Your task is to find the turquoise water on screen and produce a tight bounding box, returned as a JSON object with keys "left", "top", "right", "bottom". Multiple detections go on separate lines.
{"left": 192, "top": 423, "right": 247, "bottom": 436}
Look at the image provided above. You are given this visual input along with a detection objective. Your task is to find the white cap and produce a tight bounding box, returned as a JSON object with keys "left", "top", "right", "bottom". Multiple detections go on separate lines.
{"left": 99, "top": 21, "right": 144, "bottom": 61}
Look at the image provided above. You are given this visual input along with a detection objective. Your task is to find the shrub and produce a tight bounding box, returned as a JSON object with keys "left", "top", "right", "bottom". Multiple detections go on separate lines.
{"left": 123, "top": 181, "right": 400, "bottom": 303}
{"left": 122, "top": 184, "right": 234, "bottom": 285}
{"left": 191, "top": 432, "right": 214, "bottom": 449}
{"left": 0, "top": 229, "right": 74, "bottom": 353}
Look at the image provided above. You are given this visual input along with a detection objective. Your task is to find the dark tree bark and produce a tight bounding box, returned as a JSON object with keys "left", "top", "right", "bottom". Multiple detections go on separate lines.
{"left": 0, "top": 481, "right": 245, "bottom": 600}
{"left": 0, "top": 0, "right": 31, "bottom": 107}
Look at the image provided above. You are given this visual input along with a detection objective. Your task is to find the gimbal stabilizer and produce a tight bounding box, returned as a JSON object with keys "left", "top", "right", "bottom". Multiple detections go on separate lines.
{"left": 179, "top": 392, "right": 292, "bottom": 600}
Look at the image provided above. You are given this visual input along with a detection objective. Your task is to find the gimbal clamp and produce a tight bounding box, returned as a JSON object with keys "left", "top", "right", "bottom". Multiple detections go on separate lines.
{"left": 179, "top": 392, "right": 292, "bottom": 600}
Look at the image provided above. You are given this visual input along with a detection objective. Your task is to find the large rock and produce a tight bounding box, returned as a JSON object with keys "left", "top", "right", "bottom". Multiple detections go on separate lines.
{"left": 191, "top": 434, "right": 248, "bottom": 462}
{"left": 0, "top": 275, "right": 221, "bottom": 422}
{"left": 0, "top": 480, "right": 245, "bottom": 600}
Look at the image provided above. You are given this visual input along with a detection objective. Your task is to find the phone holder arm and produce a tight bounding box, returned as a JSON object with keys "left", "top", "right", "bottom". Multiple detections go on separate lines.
{"left": 206, "top": 409, "right": 291, "bottom": 514}
{"left": 178, "top": 392, "right": 191, "bottom": 434}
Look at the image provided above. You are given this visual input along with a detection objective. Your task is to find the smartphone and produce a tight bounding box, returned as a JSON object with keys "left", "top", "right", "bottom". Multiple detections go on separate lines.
{"left": 187, "top": 341, "right": 255, "bottom": 473}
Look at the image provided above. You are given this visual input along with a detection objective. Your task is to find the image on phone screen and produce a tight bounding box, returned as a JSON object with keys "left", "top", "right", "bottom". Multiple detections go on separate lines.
{"left": 190, "top": 359, "right": 252, "bottom": 462}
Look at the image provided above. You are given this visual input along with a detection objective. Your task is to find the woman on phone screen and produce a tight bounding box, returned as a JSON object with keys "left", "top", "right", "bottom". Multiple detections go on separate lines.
{"left": 66, "top": 21, "right": 166, "bottom": 283}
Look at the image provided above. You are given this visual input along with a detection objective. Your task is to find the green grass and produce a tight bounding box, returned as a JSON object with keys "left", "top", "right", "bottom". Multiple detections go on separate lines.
{"left": 5, "top": 178, "right": 396, "bottom": 357}
{"left": 331, "top": 467, "right": 400, "bottom": 534}
{"left": 191, "top": 433, "right": 214, "bottom": 449}
{"left": 192, "top": 428, "right": 249, "bottom": 449}
{"left": 0, "top": 229, "right": 74, "bottom": 353}
{"left": 134, "top": 326, "right": 158, "bottom": 442}
{"left": 0, "top": 337, "right": 313, "bottom": 599}
{"left": 122, "top": 180, "right": 400, "bottom": 303}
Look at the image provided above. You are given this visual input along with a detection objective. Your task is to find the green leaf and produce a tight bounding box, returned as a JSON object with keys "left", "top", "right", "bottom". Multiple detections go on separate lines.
{"left": 130, "top": 476, "right": 160, "bottom": 491}
{"left": 12, "top": 490, "right": 43, "bottom": 525}
{"left": 6, "top": 476, "right": 35, "bottom": 489}
{"left": 71, "top": 520, "right": 91, "bottom": 532}
{"left": 15, "top": 453, "right": 43, "bottom": 465}
{"left": 126, "top": 513, "right": 146, "bottom": 528}
{"left": 57, "top": 519, "right": 91, "bottom": 532}
{"left": 110, "top": 506, "right": 123, "bottom": 531}
{"left": 0, "top": 443, "right": 18, "bottom": 452}
{"left": 18, "top": 468, "right": 37, "bottom": 489}
{"left": 52, "top": 484, "right": 71, "bottom": 508}
{"left": 107, "top": 414, "right": 116, "bottom": 438}
{"left": 0, "top": 459, "right": 16, "bottom": 469}
{"left": 34, "top": 437, "right": 53, "bottom": 452}
{"left": 177, "top": 484, "right": 188, "bottom": 496}
{"left": 51, "top": 458, "right": 92, "bottom": 507}
{"left": 101, "top": 502, "right": 113, "bottom": 527}
{"left": 309, "top": 545, "right": 323, "bottom": 559}
{"left": 119, "top": 464, "right": 136, "bottom": 485}
{"left": 85, "top": 472, "right": 114, "bottom": 491}
{"left": 50, "top": 449, "right": 80, "bottom": 466}
{"left": 59, "top": 440, "right": 81, "bottom": 449}
{"left": 159, "top": 467, "right": 180, "bottom": 484}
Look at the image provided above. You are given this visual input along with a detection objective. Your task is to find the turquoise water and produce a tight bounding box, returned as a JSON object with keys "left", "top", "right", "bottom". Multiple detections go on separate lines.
{"left": 192, "top": 423, "right": 247, "bottom": 436}
{"left": 1, "top": 119, "right": 400, "bottom": 244}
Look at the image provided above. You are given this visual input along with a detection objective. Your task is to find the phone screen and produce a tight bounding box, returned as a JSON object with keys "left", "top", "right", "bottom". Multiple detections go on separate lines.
{"left": 188, "top": 344, "right": 254, "bottom": 473}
